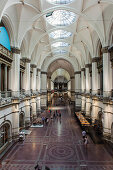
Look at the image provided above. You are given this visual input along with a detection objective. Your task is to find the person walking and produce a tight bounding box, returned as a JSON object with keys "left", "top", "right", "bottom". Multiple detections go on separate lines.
{"left": 82, "top": 130, "right": 86, "bottom": 142}
{"left": 84, "top": 136, "right": 88, "bottom": 148}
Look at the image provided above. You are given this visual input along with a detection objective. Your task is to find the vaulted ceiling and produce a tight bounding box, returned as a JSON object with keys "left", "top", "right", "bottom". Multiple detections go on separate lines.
{"left": 0, "top": 0, "right": 113, "bottom": 77}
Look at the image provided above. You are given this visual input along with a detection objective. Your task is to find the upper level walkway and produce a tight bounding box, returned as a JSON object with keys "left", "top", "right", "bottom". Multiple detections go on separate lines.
{"left": 0, "top": 105, "right": 113, "bottom": 170}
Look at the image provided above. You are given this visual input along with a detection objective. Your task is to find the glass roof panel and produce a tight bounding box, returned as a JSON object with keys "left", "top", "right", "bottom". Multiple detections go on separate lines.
{"left": 52, "top": 42, "right": 69, "bottom": 47}
{"left": 46, "top": 10, "right": 76, "bottom": 26}
{"left": 49, "top": 30, "right": 72, "bottom": 39}
{"left": 52, "top": 49, "right": 68, "bottom": 55}
{"left": 47, "top": 0, "right": 74, "bottom": 5}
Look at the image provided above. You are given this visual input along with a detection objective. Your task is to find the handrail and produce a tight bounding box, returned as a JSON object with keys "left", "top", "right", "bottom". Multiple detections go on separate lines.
{"left": 0, "top": 44, "right": 13, "bottom": 60}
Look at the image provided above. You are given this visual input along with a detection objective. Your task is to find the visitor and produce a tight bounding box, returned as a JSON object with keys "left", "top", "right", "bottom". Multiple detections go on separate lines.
{"left": 84, "top": 136, "right": 88, "bottom": 148}
{"left": 82, "top": 130, "right": 86, "bottom": 139}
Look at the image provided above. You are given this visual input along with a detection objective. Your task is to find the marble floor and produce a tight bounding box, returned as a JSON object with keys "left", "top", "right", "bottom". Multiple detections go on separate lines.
{"left": 1, "top": 106, "right": 113, "bottom": 170}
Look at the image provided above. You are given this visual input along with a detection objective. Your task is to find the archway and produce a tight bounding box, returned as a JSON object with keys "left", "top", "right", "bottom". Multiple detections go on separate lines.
{"left": 0, "top": 121, "right": 11, "bottom": 148}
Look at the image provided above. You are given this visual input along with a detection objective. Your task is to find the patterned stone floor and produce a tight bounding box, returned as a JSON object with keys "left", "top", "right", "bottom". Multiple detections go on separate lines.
{"left": 1, "top": 106, "right": 113, "bottom": 170}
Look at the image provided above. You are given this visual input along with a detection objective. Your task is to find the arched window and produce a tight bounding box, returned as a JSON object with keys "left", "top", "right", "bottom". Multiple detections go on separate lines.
{"left": 0, "top": 23, "right": 11, "bottom": 51}
{"left": 0, "top": 122, "right": 11, "bottom": 148}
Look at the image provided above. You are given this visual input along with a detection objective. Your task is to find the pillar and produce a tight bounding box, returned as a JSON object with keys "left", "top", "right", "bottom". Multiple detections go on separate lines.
{"left": 4, "top": 65, "right": 7, "bottom": 97}
{"left": 47, "top": 76, "right": 51, "bottom": 105}
{"left": 11, "top": 47, "right": 20, "bottom": 97}
{"left": 81, "top": 95, "right": 85, "bottom": 112}
{"left": 37, "top": 96, "right": 41, "bottom": 113}
{"left": 37, "top": 69, "right": 41, "bottom": 92}
{"left": 31, "top": 96, "right": 37, "bottom": 119}
{"left": 12, "top": 99, "right": 19, "bottom": 140}
{"left": 102, "top": 46, "right": 111, "bottom": 97}
{"left": 81, "top": 68, "right": 85, "bottom": 93}
{"left": 75, "top": 71, "right": 81, "bottom": 110}
{"left": 85, "top": 64, "right": 91, "bottom": 93}
{"left": 24, "top": 97, "right": 31, "bottom": 127}
{"left": 85, "top": 96, "right": 91, "bottom": 117}
{"left": 41, "top": 72, "right": 47, "bottom": 109}
{"left": 22, "top": 58, "right": 31, "bottom": 96}
{"left": 31, "top": 64, "right": 37, "bottom": 94}
{"left": 91, "top": 98, "right": 101, "bottom": 123}
{"left": 92, "top": 58, "right": 99, "bottom": 95}
{"left": 71, "top": 76, "right": 75, "bottom": 103}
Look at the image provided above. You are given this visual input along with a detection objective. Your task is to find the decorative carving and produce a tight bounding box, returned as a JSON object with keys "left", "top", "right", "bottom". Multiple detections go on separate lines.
{"left": 41, "top": 71, "right": 47, "bottom": 74}
{"left": 11, "top": 47, "right": 20, "bottom": 54}
{"left": 92, "top": 57, "right": 99, "bottom": 63}
{"left": 85, "top": 64, "right": 91, "bottom": 68}
{"left": 81, "top": 68, "right": 85, "bottom": 71}
{"left": 21, "top": 58, "right": 31, "bottom": 63}
{"left": 74, "top": 71, "right": 81, "bottom": 75}
{"left": 101, "top": 46, "right": 109, "bottom": 54}
{"left": 37, "top": 68, "right": 41, "bottom": 72}
{"left": 30, "top": 64, "right": 37, "bottom": 68}
{"left": 70, "top": 76, "right": 75, "bottom": 79}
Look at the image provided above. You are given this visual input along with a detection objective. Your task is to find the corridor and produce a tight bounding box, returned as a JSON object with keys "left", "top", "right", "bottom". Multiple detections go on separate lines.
{"left": 1, "top": 105, "right": 113, "bottom": 170}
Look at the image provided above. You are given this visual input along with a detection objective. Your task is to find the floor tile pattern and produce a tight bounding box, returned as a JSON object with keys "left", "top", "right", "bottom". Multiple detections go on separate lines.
{"left": 1, "top": 105, "right": 113, "bottom": 170}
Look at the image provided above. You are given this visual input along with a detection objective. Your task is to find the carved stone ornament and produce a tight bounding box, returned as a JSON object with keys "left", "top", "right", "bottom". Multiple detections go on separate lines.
{"left": 74, "top": 71, "right": 81, "bottom": 75}
{"left": 11, "top": 47, "right": 21, "bottom": 54}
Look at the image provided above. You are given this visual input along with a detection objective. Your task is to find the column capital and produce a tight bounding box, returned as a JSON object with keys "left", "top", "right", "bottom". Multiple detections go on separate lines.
{"left": 74, "top": 71, "right": 81, "bottom": 75}
{"left": 41, "top": 71, "right": 47, "bottom": 75}
{"left": 37, "top": 68, "right": 41, "bottom": 72}
{"left": 21, "top": 58, "right": 31, "bottom": 63}
{"left": 81, "top": 68, "right": 85, "bottom": 71}
{"left": 30, "top": 64, "right": 37, "bottom": 68}
{"left": 85, "top": 64, "right": 91, "bottom": 68}
{"left": 47, "top": 76, "right": 51, "bottom": 79}
{"left": 11, "top": 47, "right": 21, "bottom": 54}
{"left": 101, "top": 46, "right": 109, "bottom": 54}
{"left": 71, "top": 76, "right": 75, "bottom": 79}
{"left": 92, "top": 57, "right": 100, "bottom": 63}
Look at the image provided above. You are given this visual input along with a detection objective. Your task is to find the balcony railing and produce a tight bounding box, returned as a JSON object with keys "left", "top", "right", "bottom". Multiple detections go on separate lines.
{"left": 0, "top": 44, "right": 13, "bottom": 60}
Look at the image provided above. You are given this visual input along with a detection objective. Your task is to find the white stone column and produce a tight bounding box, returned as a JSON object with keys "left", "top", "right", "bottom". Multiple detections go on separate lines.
{"left": 12, "top": 99, "right": 19, "bottom": 139}
{"left": 24, "top": 97, "right": 31, "bottom": 126}
{"left": 47, "top": 76, "right": 51, "bottom": 105}
{"left": 31, "top": 64, "right": 37, "bottom": 94}
{"left": 23, "top": 58, "right": 31, "bottom": 95}
{"left": 31, "top": 96, "right": 37, "bottom": 118}
{"left": 81, "top": 95, "right": 85, "bottom": 112}
{"left": 5, "top": 65, "right": 7, "bottom": 93}
{"left": 91, "top": 98, "right": 101, "bottom": 123}
{"left": 102, "top": 47, "right": 111, "bottom": 97}
{"left": 85, "top": 97, "right": 91, "bottom": 117}
{"left": 81, "top": 68, "right": 85, "bottom": 93}
{"left": 85, "top": 64, "right": 91, "bottom": 93}
{"left": 41, "top": 72, "right": 47, "bottom": 108}
{"left": 11, "top": 47, "right": 20, "bottom": 97}
{"left": 37, "top": 96, "right": 41, "bottom": 112}
{"left": 75, "top": 71, "right": 81, "bottom": 109}
{"left": 92, "top": 58, "right": 99, "bottom": 95}
{"left": 71, "top": 76, "right": 75, "bottom": 102}
{"left": 37, "top": 69, "right": 41, "bottom": 92}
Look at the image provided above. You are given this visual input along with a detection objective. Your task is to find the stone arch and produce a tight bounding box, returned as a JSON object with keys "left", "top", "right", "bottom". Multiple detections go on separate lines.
{"left": 2, "top": 14, "right": 15, "bottom": 47}
{"left": 0, "top": 120, "right": 12, "bottom": 148}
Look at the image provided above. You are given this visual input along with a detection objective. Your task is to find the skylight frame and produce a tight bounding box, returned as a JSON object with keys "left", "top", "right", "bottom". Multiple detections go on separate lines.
{"left": 46, "top": 10, "right": 76, "bottom": 26}
{"left": 51, "top": 42, "right": 70, "bottom": 48}
{"left": 47, "top": 0, "right": 75, "bottom": 5}
{"left": 49, "top": 30, "right": 72, "bottom": 39}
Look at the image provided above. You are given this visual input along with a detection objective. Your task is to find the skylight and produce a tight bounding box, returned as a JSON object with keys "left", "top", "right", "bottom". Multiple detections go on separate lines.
{"left": 49, "top": 30, "right": 72, "bottom": 39}
{"left": 52, "top": 42, "right": 69, "bottom": 48}
{"left": 52, "top": 50, "right": 68, "bottom": 55}
{"left": 47, "top": 0, "right": 74, "bottom": 5}
{"left": 46, "top": 10, "right": 76, "bottom": 26}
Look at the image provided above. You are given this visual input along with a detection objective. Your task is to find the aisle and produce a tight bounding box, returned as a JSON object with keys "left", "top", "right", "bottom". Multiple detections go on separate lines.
{"left": 1, "top": 106, "right": 113, "bottom": 170}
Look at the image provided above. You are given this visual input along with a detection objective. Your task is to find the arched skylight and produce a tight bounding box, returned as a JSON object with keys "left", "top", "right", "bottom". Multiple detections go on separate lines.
{"left": 49, "top": 30, "right": 72, "bottom": 39}
{"left": 46, "top": 10, "right": 76, "bottom": 26}
{"left": 47, "top": 0, "right": 74, "bottom": 5}
{"left": 0, "top": 27, "right": 11, "bottom": 51}
{"left": 52, "top": 50, "right": 68, "bottom": 55}
{"left": 52, "top": 42, "right": 69, "bottom": 48}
